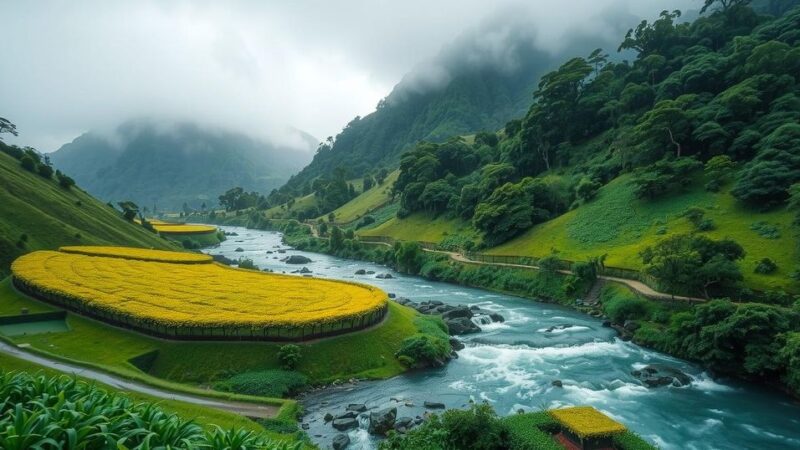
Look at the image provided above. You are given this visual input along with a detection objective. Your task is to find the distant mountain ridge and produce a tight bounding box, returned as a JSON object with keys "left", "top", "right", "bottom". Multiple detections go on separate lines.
{"left": 281, "top": 45, "right": 556, "bottom": 192}
{"left": 51, "top": 120, "right": 316, "bottom": 210}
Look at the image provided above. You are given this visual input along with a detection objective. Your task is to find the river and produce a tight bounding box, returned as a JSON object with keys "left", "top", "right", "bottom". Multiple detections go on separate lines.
{"left": 207, "top": 226, "right": 800, "bottom": 450}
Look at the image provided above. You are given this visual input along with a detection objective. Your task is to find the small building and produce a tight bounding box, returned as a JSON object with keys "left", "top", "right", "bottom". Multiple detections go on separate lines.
{"left": 550, "top": 406, "right": 626, "bottom": 450}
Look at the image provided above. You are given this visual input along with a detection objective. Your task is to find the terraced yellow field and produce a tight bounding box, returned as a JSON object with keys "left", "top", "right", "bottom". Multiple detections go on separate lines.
{"left": 153, "top": 224, "right": 218, "bottom": 234}
{"left": 11, "top": 248, "right": 387, "bottom": 335}
{"left": 59, "top": 246, "right": 212, "bottom": 263}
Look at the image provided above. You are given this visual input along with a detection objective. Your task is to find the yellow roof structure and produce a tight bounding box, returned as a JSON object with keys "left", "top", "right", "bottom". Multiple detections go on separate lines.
{"left": 550, "top": 407, "right": 626, "bottom": 438}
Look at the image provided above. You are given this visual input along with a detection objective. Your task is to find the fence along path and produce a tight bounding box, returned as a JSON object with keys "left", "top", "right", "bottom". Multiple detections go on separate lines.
{"left": 350, "top": 233, "right": 705, "bottom": 303}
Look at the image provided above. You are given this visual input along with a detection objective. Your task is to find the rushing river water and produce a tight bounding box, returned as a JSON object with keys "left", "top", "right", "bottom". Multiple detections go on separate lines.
{"left": 208, "top": 226, "right": 800, "bottom": 450}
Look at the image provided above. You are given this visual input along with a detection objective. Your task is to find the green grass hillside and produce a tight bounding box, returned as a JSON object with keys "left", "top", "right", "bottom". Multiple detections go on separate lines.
{"left": 0, "top": 151, "right": 176, "bottom": 277}
{"left": 488, "top": 175, "right": 797, "bottom": 292}
{"left": 323, "top": 170, "right": 399, "bottom": 223}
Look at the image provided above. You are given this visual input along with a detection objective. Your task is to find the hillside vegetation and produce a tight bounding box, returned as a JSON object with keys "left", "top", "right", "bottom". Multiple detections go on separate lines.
{"left": 50, "top": 119, "right": 315, "bottom": 210}
{"left": 0, "top": 147, "right": 175, "bottom": 278}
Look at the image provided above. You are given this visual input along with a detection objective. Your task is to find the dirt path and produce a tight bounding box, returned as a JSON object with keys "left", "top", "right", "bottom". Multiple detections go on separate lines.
{"left": 0, "top": 340, "right": 279, "bottom": 418}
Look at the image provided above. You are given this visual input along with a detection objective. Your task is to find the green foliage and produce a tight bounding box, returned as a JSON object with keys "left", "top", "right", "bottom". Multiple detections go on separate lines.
{"left": 630, "top": 158, "right": 703, "bottom": 199}
{"left": 0, "top": 371, "right": 301, "bottom": 449}
{"left": 732, "top": 124, "right": 800, "bottom": 207}
{"left": 394, "top": 241, "right": 422, "bottom": 274}
{"left": 237, "top": 257, "right": 258, "bottom": 270}
{"left": 214, "top": 370, "right": 307, "bottom": 398}
{"left": 669, "top": 300, "right": 800, "bottom": 378}
{"left": 381, "top": 403, "right": 511, "bottom": 450}
{"left": 19, "top": 155, "right": 36, "bottom": 172}
{"left": 36, "top": 163, "right": 53, "bottom": 179}
{"left": 780, "top": 332, "right": 800, "bottom": 394}
{"left": 750, "top": 220, "right": 781, "bottom": 238}
{"left": 278, "top": 345, "right": 302, "bottom": 370}
{"left": 754, "top": 257, "right": 778, "bottom": 273}
{"left": 395, "top": 334, "right": 450, "bottom": 368}
{"left": 218, "top": 186, "right": 263, "bottom": 211}
{"left": 575, "top": 178, "right": 601, "bottom": 202}
{"left": 601, "top": 285, "right": 655, "bottom": 323}
{"left": 503, "top": 412, "right": 562, "bottom": 450}
{"left": 641, "top": 234, "right": 745, "bottom": 297}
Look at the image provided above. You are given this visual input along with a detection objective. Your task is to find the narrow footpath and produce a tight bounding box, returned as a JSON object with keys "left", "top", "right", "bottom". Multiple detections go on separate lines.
{"left": 0, "top": 340, "right": 279, "bottom": 418}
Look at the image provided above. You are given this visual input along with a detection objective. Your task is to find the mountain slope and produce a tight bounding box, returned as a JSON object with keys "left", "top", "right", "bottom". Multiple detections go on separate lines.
{"left": 51, "top": 120, "right": 316, "bottom": 210}
{"left": 0, "top": 148, "right": 176, "bottom": 277}
{"left": 282, "top": 46, "right": 559, "bottom": 192}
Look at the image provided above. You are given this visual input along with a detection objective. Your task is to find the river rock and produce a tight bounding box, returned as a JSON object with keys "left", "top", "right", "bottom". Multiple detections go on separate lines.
{"left": 375, "top": 273, "right": 394, "bottom": 279}
{"left": 624, "top": 320, "right": 641, "bottom": 332}
{"left": 283, "top": 255, "right": 312, "bottom": 264}
{"left": 632, "top": 364, "right": 692, "bottom": 388}
{"left": 234, "top": 247, "right": 244, "bottom": 252}
{"left": 424, "top": 401, "right": 445, "bottom": 409}
{"left": 366, "top": 270, "right": 375, "bottom": 274}
{"left": 441, "top": 306, "right": 473, "bottom": 320}
{"left": 388, "top": 292, "right": 396, "bottom": 298}
{"left": 552, "top": 380, "right": 563, "bottom": 388}
{"left": 355, "top": 269, "right": 367, "bottom": 275}
{"left": 332, "top": 433, "right": 350, "bottom": 450}
{"left": 449, "top": 337, "right": 465, "bottom": 351}
{"left": 445, "top": 317, "right": 481, "bottom": 335}
{"left": 332, "top": 418, "right": 358, "bottom": 431}
{"left": 277, "top": 249, "right": 286, "bottom": 253}
{"left": 298, "top": 267, "right": 312, "bottom": 274}
{"left": 602, "top": 320, "right": 612, "bottom": 327}
{"left": 346, "top": 403, "right": 367, "bottom": 413}
{"left": 335, "top": 411, "right": 357, "bottom": 420}
{"left": 323, "top": 413, "right": 333, "bottom": 422}
{"left": 368, "top": 407, "right": 397, "bottom": 435}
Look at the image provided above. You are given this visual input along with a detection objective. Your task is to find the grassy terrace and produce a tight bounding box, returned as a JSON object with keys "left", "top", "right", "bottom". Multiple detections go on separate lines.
{"left": 0, "top": 277, "right": 428, "bottom": 385}
{"left": 325, "top": 169, "right": 400, "bottom": 223}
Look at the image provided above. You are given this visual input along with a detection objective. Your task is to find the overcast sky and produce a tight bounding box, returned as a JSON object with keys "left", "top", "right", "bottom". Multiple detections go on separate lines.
{"left": 0, "top": 0, "right": 693, "bottom": 152}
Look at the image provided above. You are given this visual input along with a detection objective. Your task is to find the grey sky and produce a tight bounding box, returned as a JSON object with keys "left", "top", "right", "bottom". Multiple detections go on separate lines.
{"left": 0, "top": 0, "right": 693, "bottom": 151}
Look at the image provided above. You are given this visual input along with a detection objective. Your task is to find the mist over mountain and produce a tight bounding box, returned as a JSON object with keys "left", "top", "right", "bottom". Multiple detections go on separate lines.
{"left": 280, "top": 5, "right": 641, "bottom": 192}
{"left": 50, "top": 120, "right": 316, "bottom": 210}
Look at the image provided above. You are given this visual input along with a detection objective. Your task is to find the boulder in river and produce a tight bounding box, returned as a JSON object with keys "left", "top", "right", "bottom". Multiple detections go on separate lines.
{"left": 445, "top": 317, "right": 481, "bottom": 335}
{"left": 335, "top": 411, "right": 357, "bottom": 420}
{"left": 234, "top": 247, "right": 244, "bottom": 252}
{"left": 323, "top": 413, "right": 333, "bottom": 422}
{"left": 368, "top": 407, "right": 397, "bottom": 435}
{"left": 355, "top": 269, "right": 367, "bottom": 275}
{"left": 449, "top": 337, "right": 465, "bottom": 351}
{"left": 441, "top": 306, "right": 473, "bottom": 320}
{"left": 551, "top": 380, "right": 563, "bottom": 388}
{"left": 375, "top": 273, "right": 394, "bottom": 279}
{"left": 332, "top": 418, "right": 358, "bottom": 431}
{"left": 423, "top": 401, "right": 445, "bottom": 409}
{"left": 283, "top": 255, "right": 312, "bottom": 264}
{"left": 632, "top": 364, "right": 692, "bottom": 388}
{"left": 346, "top": 403, "right": 367, "bottom": 413}
{"left": 332, "top": 433, "right": 350, "bottom": 450}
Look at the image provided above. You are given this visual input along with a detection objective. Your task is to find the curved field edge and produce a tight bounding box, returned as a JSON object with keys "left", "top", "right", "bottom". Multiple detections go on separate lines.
{"left": 11, "top": 250, "right": 388, "bottom": 332}
{"left": 59, "top": 245, "right": 213, "bottom": 263}
{"left": 0, "top": 276, "right": 433, "bottom": 386}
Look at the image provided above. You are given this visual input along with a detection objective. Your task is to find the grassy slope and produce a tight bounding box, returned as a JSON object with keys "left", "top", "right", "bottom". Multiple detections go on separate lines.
{"left": 0, "top": 278, "right": 424, "bottom": 385}
{"left": 324, "top": 170, "right": 400, "bottom": 223}
{"left": 264, "top": 194, "right": 318, "bottom": 219}
{"left": 0, "top": 152, "right": 176, "bottom": 277}
{"left": 358, "top": 212, "right": 477, "bottom": 243}
{"left": 488, "top": 175, "right": 797, "bottom": 292}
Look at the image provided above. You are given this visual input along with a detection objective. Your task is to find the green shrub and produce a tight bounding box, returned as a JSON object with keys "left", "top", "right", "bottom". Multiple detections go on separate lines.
{"left": 214, "top": 369, "right": 307, "bottom": 398}
{"left": 278, "top": 344, "right": 302, "bottom": 370}
{"left": 395, "top": 335, "right": 449, "bottom": 368}
{"left": 237, "top": 257, "right": 258, "bottom": 270}
{"left": 601, "top": 285, "right": 653, "bottom": 323}
{"left": 36, "top": 163, "right": 54, "bottom": 179}
{"left": 750, "top": 221, "right": 781, "bottom": 239}
{"left": 503, "top": 412, "right": 561, "bottom": 450}
{"left": 20, "top": 155, "right": 36, "bottom": 172}
{"left": 755, "top": 258, "right": 778, "bottom": 274}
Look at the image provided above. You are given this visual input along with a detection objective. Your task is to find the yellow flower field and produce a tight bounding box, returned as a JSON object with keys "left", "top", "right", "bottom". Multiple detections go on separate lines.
{"left": 11, "top": 250, "right": 387, "bottom": 331}
{"left": 153, "top": 224, "right": 218, "bottom": 234}
{"left": 59, "top": 246, "right": 213, "bottom": 263}
{"left": 550, "top": 406, "right": 626, "bottom": 438}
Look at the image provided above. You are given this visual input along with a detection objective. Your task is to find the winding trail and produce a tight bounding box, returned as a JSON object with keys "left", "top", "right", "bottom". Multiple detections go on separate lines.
{"left": 0, "top": 340, "right": 279, "bottom": 418}
{"left": 304, "top": 221, "right": 704, "bottom": 303}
